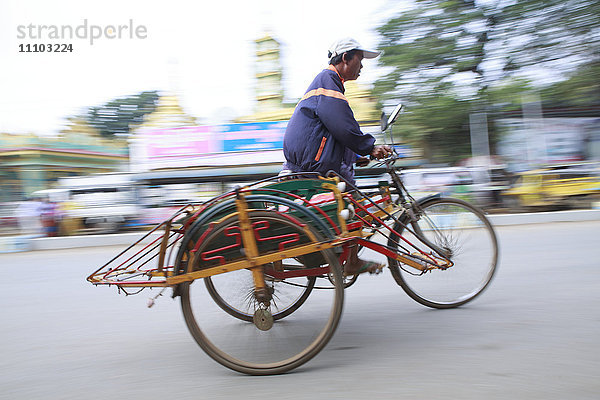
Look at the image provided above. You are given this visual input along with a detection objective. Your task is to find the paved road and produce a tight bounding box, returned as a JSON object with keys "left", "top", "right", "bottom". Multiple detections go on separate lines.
{"left": 1, "top": 221, "right": 599, "bottom": 399}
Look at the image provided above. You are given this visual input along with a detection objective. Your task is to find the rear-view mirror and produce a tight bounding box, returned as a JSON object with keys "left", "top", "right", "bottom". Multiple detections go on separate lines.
{"left": 387, "top": 103, "right": 403, "bottom": 127}
{"left": 380, "top": 111, "right": 388, "bottom": 132}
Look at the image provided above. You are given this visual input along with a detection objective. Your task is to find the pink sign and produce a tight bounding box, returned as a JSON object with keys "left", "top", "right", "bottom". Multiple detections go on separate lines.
{"left": 144, "top": 126, "right": 217, "bottom": 158}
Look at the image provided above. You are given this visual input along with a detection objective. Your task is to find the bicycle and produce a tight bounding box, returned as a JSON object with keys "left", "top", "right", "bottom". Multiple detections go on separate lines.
{"left": 87, "top": 104, "right": 498, "bottom": 375}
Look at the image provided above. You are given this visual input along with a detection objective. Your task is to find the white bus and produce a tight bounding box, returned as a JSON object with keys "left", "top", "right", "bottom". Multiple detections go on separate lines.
{"left": 54, "top": 173, "right": 141, "bottom": 233}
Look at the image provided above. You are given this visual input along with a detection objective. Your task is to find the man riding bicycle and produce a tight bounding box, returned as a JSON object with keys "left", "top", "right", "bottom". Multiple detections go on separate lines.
{"left": 282, "top": 37, "right": 392, "bottom": 276}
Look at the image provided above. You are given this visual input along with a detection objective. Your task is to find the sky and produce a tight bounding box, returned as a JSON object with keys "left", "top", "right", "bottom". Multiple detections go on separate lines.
{"left": 0, "top": 0, "right": 402, "bottom": 135}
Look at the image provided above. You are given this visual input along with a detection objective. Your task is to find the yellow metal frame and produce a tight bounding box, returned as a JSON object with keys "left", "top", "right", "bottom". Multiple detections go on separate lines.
{"left": 235, "top": 194, "right": 266, "bottom": 294}
{"left": 166, "top": 191, "right": 352, "bottom": 286}
{"left": 88, "top": 177, "right": 453, "bottom": 289}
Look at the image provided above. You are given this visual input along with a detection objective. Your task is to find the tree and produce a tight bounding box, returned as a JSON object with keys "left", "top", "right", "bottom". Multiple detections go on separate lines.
{"left": 540, "top": 60, "right": 600, "bottom": 111}
{"left": 487, "top": 0, "right": 600, "bottom": 83}
{"left": 87, "top": 91, "right": 159, "bottom": 138}
{"left": 376, "top": 0, "right": 488, "bottom": 102}
{"left": 375, "top": 0, "right": 490, "bottom": 162}
{"left": 374, "top": 0, "right": 600, "bottom": 162}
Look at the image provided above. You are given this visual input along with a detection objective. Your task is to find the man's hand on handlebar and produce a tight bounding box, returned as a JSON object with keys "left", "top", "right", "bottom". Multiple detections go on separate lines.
{"left": 357, "top": 145, "right": 393, "bottom": 167}
{"left": 370, "top": 145, "right": 393, "bottom": 160}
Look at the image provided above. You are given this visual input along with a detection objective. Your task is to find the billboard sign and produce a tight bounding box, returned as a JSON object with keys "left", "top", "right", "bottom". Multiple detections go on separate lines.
{"left": 132, "top": 121, "right": 288, "bottom": 171}
{"left": 216, "top": 121, "right": 287, "bottom": 152}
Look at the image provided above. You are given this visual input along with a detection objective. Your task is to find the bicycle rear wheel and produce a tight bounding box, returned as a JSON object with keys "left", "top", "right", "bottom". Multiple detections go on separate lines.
{"left": 388, "top": 197, "right": 498, "bottom": 309}
{"left": 179, "top": 210, "right": 344, "bottom": 375}
{"left": 205, "top": 264, "right": 316, "bottom": 322}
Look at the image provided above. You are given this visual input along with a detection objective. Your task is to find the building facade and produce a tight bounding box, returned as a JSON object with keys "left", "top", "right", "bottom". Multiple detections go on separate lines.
{"left": 497, "top": 117, "right": 600, "bottom": 171}
{"left": 0, "top": 119, "right": 128, "bottom": 201}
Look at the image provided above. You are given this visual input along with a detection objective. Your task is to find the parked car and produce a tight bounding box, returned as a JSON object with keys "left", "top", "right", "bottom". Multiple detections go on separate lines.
{"left": 503, "top": 163, "right": 600, "bottom": 210}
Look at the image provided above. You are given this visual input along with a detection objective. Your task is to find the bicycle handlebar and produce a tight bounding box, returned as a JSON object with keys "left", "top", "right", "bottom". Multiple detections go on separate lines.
{"left": 366, "top": 147, "right": 405, "bottom": 169}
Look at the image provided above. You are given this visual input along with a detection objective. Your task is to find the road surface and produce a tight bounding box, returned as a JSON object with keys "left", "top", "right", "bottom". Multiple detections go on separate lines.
{"left": 1, "top": 221, "right": 599, "bottom": 399}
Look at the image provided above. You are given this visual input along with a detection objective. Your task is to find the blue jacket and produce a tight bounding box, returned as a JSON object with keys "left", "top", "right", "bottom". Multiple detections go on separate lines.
{"left": 283, "top": 67, "right": 375, "bottom": 180}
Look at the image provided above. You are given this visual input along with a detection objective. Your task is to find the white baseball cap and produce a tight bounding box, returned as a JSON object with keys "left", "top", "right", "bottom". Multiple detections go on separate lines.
{"left": 328, "top": 37, "right": 380, "bottom": 60}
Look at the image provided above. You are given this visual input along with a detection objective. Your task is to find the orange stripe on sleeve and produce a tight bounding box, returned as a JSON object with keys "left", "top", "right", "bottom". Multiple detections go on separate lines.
{"left": 314, "top": 137, "right": 327, "bottom": 161}
{"left": 301, "top": 88, "right": 348, "bottom": 103}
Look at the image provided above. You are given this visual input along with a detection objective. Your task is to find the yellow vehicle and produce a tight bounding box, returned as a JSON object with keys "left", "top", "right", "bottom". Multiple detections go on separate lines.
{"left": 503, "top": 164, "right": 600, "bottom": 209}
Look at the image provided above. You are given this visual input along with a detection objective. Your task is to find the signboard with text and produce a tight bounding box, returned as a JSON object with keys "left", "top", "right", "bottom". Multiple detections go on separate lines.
{"left": 132, "top": 121, "right": 289, "bottom": 171}
{"left": 218, "top": 121, "right": 287, "bottom": 152}
{"left": 145, "top": 126, "right": 215, "bottom": 158}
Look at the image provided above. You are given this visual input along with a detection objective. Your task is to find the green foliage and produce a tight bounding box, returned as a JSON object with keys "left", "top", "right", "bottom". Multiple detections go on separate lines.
{"left": 540, "top": 61, "right": 600, "bottom": 110}
{"left": 375, "top": 0, "right": 490, "bottom": 163}
{"left": 87, "top": 91, "right": 159, "bottom": 138}
{"left": 389, "top": 94, "right": 473, "bottom": 164}
{"left": 488, "top": 0, "right": 600, "bottom": 79}
{"left": 374, "top": 0, "right": 600, "bottom": 163}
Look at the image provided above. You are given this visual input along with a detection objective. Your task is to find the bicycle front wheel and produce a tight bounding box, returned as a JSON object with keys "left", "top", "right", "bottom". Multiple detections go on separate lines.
{"left": 388, "top": 197, "right": 498, "bottom": 309}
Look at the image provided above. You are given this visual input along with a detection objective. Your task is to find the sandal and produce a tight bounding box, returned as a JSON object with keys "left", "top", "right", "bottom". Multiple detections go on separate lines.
{"left": 344, "top": 260, "right": 385, "bottom": 277}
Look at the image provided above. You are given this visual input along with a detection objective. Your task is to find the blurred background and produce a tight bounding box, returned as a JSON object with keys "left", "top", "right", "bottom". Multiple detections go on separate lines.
{"left": 2, "top": 3, "right": 600, "bottom": 398}
{"left": 1, "top": 0, "right": 599, "bottom": 238}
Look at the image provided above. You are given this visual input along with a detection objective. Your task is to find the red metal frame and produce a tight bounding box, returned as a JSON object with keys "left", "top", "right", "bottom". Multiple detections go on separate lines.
{"left": 87, "top": 178, "right": 450, "bottom": 289}
{"left": 346, "top": 195, "right": 437, "bottom": 263}
{"left": 200, "top": 226, "right": 242, "bottom": 265}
